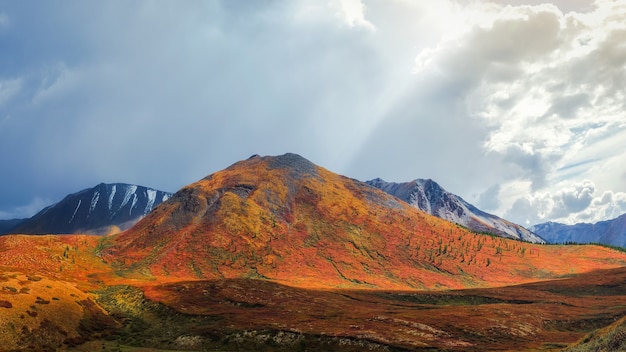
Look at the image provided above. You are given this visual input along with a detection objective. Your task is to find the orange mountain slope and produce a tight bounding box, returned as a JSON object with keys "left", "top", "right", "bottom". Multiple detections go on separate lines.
{"left": 103, "top": 153, "right": 626, "bottom": 290}
{"left": 0, "top": 235, "right": 120, "bottom": 350}
{"left": 0, "top": 235, "right": 111, "bottom": 285}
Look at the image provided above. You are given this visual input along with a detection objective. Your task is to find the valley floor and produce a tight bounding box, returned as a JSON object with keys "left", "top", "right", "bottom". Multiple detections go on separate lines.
{"left": 3, "top": 234, "right": 626, "bottom": 351}
{"left": 54, "top": 267, "right": 626, "bottom": 351}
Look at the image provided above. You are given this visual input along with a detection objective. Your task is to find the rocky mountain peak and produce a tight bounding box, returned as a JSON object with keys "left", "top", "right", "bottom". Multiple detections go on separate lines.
{"left": 366, "top": 178, "right": 544, "bottom": 243}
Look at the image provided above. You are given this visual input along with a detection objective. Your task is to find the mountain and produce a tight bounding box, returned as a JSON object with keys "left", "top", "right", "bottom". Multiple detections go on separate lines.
{"left": 530, "top": 212, "right": 626, "bottom": 246}
{"left": 5, "top": 183, "right": 172, "bottom": 236}
{"left": 106, "top": 153, "right": 439, "bottom": 289}
{"left": 101, "top": 153, "right": 617, "bottom": 290}
{"left": 366, "top": 178, "right": 545, "bottom": 243}
{"left": 0, "top": 218, "right": 25, "bottom": 233}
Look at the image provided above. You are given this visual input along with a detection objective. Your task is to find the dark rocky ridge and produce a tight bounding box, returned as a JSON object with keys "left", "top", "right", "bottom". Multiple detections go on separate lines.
{"left": 4, "top": 183, "right": 172, "bottom": 235}
{"left": 0, "top": 218, "right": 25, "bottom": 234}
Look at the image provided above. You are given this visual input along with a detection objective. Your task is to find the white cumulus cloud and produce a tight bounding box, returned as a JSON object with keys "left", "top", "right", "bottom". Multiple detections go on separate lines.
{"left": 413, "top": 0, "right": 626, "bottom": 225}
{"left": 505, "top": 180, "right": 626, "bottom": 225}
{"left": 331, "top": 0, "right": 375, "bottom": 30}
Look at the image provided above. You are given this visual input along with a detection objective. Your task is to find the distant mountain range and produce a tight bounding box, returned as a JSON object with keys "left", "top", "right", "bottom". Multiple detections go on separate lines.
{"left": 2, "top": 164, "right": 546, "bottom": 244}
{"left": 9, "top": 161, "right": 626, "bottom": 248}
{"left": 2, "top": 183, "right": 172, "bottom": 236}
{"left": 367, "top": 178, "right": 545, "bottom": 243}
{"left": 0, "top": 218, "right": 24, "bottom": 234}
{"left": 530, "top": 213, "right": 626, "bottom": 247}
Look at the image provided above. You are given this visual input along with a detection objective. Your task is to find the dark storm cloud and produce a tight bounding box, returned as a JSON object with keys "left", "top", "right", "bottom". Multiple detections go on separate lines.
{"left": 0, "top": 0, "right": 392, "bottom": 218}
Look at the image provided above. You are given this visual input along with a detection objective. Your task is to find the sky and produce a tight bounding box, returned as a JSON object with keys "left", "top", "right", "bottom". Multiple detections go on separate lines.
{"left": 0, "top": 0, "right": 625, "bottom": 227}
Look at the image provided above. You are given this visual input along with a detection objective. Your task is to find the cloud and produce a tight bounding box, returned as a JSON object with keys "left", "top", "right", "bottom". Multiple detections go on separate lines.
{"left": 544, "top": 93, "right": 591, "bottom": 119}
{"left": 0, "top": 0, "right": 398, "bottom": 217}
{"left": 0, "top": 0, "right": 624, "bottom": 228}
{"left": 505, "top": 195, "right": 551, "bottom": 226}
{"left": 416, "top": 1, "right": 625, "bottom": 178}
{"left": 331, "top": 0, "right": 375, "bottom": 30}
{"left": 504, "top": 179, "right": 626, "bottom": 226}
{"left": 408, "top": 0, "right": 626, "bottom": 223}
{"left": 31, "top": 63, "right": 84, "bottom": 106}
{"left": 551, "top": 180, "right": 595, "bottom": 217}
{"left": 0, "top": 77, "right": 22, "bottom": 130}
{"left": 0, "top": 78, "right": 22, "bottom": 106}
{"left": 478, "top": 184, "right": 501, "bottom": 211}
{"left": 0, "top": 13, "right": 8, "bottom": 29}
{"left": 310, "top": 0, "right": 626, "bottom": 216}
{"left": 0, "top": 197, "right": 51, "bottom": 220}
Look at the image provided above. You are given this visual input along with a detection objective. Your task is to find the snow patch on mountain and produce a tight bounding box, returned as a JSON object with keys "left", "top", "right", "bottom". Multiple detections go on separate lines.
{"left": 130, "top": 194, "right": 138, "bottom": 215}
{"left": 69, "top": 200, "right": 81, "bottom": 224}
{"left": 89, "top": 191, "right": 100, "bottom": 215}
{"left": 108, "top": 184, "right": 117, "bottom": 210}
{"left": 120, "top": 185, "right": 138, "bottom": 210}
{"left": 145, "top": 189, "right": 157, "bottom": 215}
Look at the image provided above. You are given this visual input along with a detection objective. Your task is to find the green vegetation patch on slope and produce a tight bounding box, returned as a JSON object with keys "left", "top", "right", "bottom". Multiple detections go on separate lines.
{"left": 565, "top": 315, "right": 626, "bottom": 351}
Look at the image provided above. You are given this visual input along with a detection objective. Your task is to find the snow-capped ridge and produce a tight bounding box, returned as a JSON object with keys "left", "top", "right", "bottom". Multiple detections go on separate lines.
{"left": 366, "top": 178, "right": 545, "bottom": 244}
{"left": 4, "top": 183, "right": 173, "bottom": 236}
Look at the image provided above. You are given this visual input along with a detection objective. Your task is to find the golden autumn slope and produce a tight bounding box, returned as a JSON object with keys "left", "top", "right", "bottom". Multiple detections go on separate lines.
{"left": 0, "top": 235, "right": 118, "bottom": 351}
{"left": 103, "top": 153, "right": 626, "bottom": 290}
